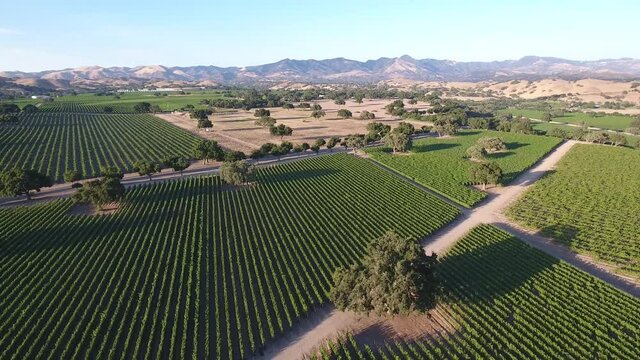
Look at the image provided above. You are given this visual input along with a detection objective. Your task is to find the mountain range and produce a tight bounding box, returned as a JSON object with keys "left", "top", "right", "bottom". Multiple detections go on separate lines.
{"left": 2, "top": 55, "right": 640, "bottom": 92}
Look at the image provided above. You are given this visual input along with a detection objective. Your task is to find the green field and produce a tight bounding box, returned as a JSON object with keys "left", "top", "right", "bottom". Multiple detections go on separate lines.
{"left": 3, "top": 91, "right": 232, "bottom": 114}
{"left": 500, "top": 109, "right": 635, "bottom": 131}
{"left": 365, "top": 131, "right": 561, "bottom": 207}
{"left": 42, "top": 91, "right": 229, "bottom": 113}
{"left": 311, "top": 225, "right": 640, "bottom": 359}
{"left": 0, "top": 154, "right": 459, "bottom": 359}
{"left": 0, "top": 113, "right": 200, "bottom": 180}
{"left": 532, "top": 122, "right": 640, "bottom": 145}
{"left": 507, "top": 144, "right": 640, "bottom": 276}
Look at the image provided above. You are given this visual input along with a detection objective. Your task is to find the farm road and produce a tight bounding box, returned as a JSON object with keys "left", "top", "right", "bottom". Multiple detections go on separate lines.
{"left": 266, "top": 139, "right": 639, "bottom": 359}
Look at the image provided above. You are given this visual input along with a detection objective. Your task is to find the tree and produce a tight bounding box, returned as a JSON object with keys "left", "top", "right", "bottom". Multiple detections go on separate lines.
{"left": 22, "top": 104, "right": 38, "bottom": 113}
{"left": 314, "top": 138, "right": 326, "bottom": 148}
{"left": 197, "top": 118, "right": 213, "bottom": 129}
{"left": 433, "top": 122, "right": 457, "bottom": 136}
{"left": 73, "top": 177, "right": 125, "bottom": 210}
{"left": 366, "top": 122, "right": 391, "bottom": 140}
{"left": 542, "top": 112, "right": 553, "bottom": 122}
{"left": 282, "top": 103, "right": 295, "bottom": 109}
{"left": 259, "top": 142, "right": 277, "bottom": 155}
{"left": 584, "top": 131, "right": 609, "bottom": 144}
{"left": 190, "top": 109, "right": 213, "bottom": 121}
{"left": 192, "top": 140, "right": 224, "bottom": 164}
{"left": 496, "top": 120, "right": 512, "bottom": 132}
{"left": 224, "top": 151, "right": 246, "bottom": 162}
{"left": 255, "top": 116, "right": 276, "bottom": 127}
{"left": 269, "top": 124, "right": 293, "bottom": 139}
{"left": 359, "top": 111, "right": 376, "bottom": 120}
{"left": 250, "top": 147, "right": 264, "bottom": 158}
{"left": 469, "top": 162, "right": 503, "bottom": 190}
{"left": 329, "top": 231, "right": 438, "bottom": 315}
{"left": 133, "top": 160, "right": 161, "bottom": 180}
{"left": 100, "top": 166, "right": 124, "bottom": 180}
{"left": 385, "top": 100, "right": 406, "bottom": 116}
{"left": 103, "top": 106, "right": 114, "bottom": 113}
{"left": 345, "top": 134, "right": 367, "bottom": 154}
{"left": 334, "top": 98, "right": 346, "bottom": 105}
{"left": 337, "top": 109, "right": 352, "bottom": 119}
{"left": 408, "top": 98, "right": 418, "bottom": 105}
{"left": 293, "top": 144, "right": 304, "bottom": 153}
{"left": 383, "top": 130, "right": 412, "bottom": 153}
{"left": 0, "top": 168, "right": 53, "bottom": 200}
{"left": 311, "top": 103, "right": 323, "bottom": 111}
{"left": 64, "top": 169, "right": 83, "bottom": 183}
{"left": 610, "top": 133, "right": 627, "bottom": 147}
{"left": 301, "top": 142, "right": 310, "bottom": 153}
{"left": 271, "top": 142, "right": 293, "bottom": 159}
{"left": 133, "top": 102, "right": 152, "bottom": 113}
{"left": 310, "top": 110, "right": 326, "bottom": 119}
{"left": 354, "top": 95, "right": 364, "bottom": 104}
{"left": 326, "top": 136, "right": 340, "bottom": 152}
{"left": 219, "top": 160, "right": 255, "bottom": 185}
{"left": 548, "top": 127, "right": 568, "bottom": 139}
{"left": 310, "top": 144, "right": 320, "bottom": 155}
{"left": 395, "top": 122, "right": 415, "bottom": 136}
{"left": 466, "top": 145, "right": 487, "bottom": 161}
{"left": 476, "top": 137, "right": 506, "bottom": 153}
{"left": 297, "top": 102, "right": 311, "bottom": 109}
{"left": 0, "top": 103, "right": 20, "bottom": 115}
{"left": 510, "top": 117, "right": 534, "bottom": 134}
{"left": 253, "top": 108, "right": 270, "bottom": 117}
{"left": 163, "top": 155, "right": 190, "bottom": 176}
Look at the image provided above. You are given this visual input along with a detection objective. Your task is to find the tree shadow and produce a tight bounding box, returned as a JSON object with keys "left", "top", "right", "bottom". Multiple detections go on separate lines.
{"left": 505, "top": 142, "right": 527, "bottom": 150}
{"left": 485, "top": 151, "right": 515, "bottom": 160}
{"left": 412, "top": 143, "right": 459, "bottom": 153}
{"left": 259, "top": 167, "right": 340, "bottom": 184}
{"left": 438, "top": 232, "right": 559, "bottom": 303}
{"left": 539, "top": 223, "right": 580, "bottom": 246}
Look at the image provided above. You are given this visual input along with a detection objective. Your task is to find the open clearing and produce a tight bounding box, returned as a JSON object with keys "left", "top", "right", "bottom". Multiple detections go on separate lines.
{"left": 309, "top": 225, "right": 640, "bottom": 359}
{"left": 157, "top": 99, "right": 429, "bottom": 152}
{"left": 507, "top": 144, "right": 640, "bottom": 276}
{"left": 365, "top": 130, "right": 561, "bottom": 207}
{"left": 0, "top": 154, "right": 458, "bottom": 360}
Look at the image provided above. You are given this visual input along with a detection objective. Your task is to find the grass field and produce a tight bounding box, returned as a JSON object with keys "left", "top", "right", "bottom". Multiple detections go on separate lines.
{"left": 0, "top": 113, "right": 200, "bottom": 180}
{"left": 311, "top": 225, "right": 640, "bottom": 359}
{"left": 507, "top": 144, "right": 640, "bottom": 276}
{"left": 500, "top": 109, "right": 635, "bottom": 131}
{"left": 365, "top": 130, "right": 561, "bottom": 207}
{"left": 0, "top": 154, "right": 459, "bottom": 360}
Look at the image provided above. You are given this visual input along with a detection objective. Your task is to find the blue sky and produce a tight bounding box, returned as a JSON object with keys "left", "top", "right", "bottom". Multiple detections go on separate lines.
{"left": 0, "top": 0, "right": 637, "bottom": 71}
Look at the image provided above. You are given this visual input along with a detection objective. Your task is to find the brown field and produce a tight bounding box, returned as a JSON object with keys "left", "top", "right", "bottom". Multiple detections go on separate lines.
{"left": 157, "top": 99, "right": 430, "bottom": 152}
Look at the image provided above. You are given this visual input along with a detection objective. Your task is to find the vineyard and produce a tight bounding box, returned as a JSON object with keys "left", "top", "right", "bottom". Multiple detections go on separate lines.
{"left": 365, "top": 130, "right": 561, "bottom": 207}
{"left": 507, "top": 144, "right": 640, "bottom": 276}
{"left": 500, "top": 109, "right": 634, "bottom": 131}
{"left": 31, "top": 91, "right": 230, "bottom": 114}
{"left": 310, "top": 225, "right": 640, "bottom": 359}
{"left": 0, "top": 154, "right": 459, "bottom": 359}
{"left": 0, "top": 113, "right": 199, "bottom": 180}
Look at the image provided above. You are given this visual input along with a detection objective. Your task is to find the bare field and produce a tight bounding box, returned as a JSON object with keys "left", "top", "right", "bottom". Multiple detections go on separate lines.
{"left": 158, "top": 99, "right": 430, "bottom": 152}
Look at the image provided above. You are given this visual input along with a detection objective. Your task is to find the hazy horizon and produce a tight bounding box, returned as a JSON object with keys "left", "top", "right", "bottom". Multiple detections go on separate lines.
{"left": 1, "top": 0, "right": 639, "bottom": 72}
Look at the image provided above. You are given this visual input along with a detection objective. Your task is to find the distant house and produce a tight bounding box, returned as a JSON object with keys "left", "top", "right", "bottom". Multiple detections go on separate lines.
{"left": 31, "top": 95, "right": 51, "bottom": 100}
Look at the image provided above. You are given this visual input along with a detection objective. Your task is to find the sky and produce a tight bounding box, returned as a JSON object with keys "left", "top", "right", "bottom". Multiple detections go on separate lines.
{"left": 0, "top": 0, "right": 638, "bottom": 72}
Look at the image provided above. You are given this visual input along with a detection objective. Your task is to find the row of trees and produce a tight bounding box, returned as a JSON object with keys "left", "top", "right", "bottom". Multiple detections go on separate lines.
{"left": 1, "top": 103, "right": 38, "bottom": 123}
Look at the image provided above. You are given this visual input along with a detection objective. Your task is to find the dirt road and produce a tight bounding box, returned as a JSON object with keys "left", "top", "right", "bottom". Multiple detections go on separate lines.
{"left": 263, "top": 139, "right": 639, "bottom": 359}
